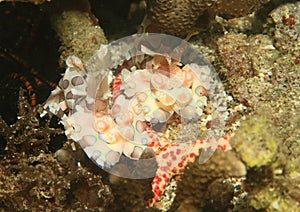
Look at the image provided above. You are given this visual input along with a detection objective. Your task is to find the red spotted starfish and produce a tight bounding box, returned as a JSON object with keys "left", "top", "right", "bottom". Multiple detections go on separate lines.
{"left": 147, "top": 132, "right": 233, "bottom": 207}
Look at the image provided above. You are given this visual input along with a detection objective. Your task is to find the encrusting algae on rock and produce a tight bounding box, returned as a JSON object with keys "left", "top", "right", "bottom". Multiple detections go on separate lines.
{"left": 232, "top": 109, "right": 278, "bottom": 168}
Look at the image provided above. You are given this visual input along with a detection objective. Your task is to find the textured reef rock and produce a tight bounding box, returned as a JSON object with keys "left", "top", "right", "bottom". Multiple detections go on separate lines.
{"left": 217, "top": 32, "right": 278, "bottom": 109}
{"left": 270, "top": 2, "right": 300, "bottom": 56}
{"left": 215, "top": 2, "right": 300, "bottom": 211}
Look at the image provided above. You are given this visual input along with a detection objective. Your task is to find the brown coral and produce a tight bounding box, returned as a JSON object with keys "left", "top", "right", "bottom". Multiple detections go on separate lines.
{"left": 215, "top": 0, "right": 270, "bottom": 19}
{"left": 170, "top": 150, "right": 246, "bottom": 210}
{"left": 144, "top": 0, "right": 270, "bottom": 37}
{"left": 145, "top": 0, "right": 216, "bottom": 36}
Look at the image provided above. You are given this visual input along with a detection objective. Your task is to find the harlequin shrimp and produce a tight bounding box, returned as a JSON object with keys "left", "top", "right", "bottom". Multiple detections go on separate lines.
{"left": 43, "top": 33, "right": 233, "bottom": 208}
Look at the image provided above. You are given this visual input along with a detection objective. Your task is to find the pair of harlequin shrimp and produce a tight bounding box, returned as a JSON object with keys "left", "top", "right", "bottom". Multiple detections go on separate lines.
{"left": 43, "top": 34, "right": 233, "bottom": 208}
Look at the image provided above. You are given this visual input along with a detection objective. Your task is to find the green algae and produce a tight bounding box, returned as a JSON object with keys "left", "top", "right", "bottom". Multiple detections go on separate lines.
{"left": 231, "top": 108, "right": 300, "bottom": 211}
{"left": 232, "top": 110, "right": 279, "bottom": 168}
